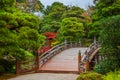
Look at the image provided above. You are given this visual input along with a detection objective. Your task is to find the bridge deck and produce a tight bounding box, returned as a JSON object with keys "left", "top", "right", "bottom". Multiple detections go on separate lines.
{"left": 39, "top": 48, "right": 87, "bottom": 73}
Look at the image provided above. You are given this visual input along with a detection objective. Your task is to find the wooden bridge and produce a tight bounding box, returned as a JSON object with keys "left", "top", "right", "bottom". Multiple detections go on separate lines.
{"left": 16, "top": 41, "right": 102, "bottom": 74}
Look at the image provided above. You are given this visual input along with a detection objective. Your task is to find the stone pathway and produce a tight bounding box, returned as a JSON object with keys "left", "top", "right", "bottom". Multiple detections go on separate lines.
{"left": 8, "top": 73, "right": 79, "bottom": 80}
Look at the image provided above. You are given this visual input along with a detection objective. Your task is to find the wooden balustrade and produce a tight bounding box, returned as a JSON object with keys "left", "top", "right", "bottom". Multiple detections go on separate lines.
{"left": 16, "top": 59, "right": 36, "bottom": 74}
{"left": 16, "top": 41, "right": 81, "bottom": 74}
{"left": 39, "top": 42, "right": 81, "bottom": 68}
{"left": 79, "top": 42, "right": 100, "bottom": 72}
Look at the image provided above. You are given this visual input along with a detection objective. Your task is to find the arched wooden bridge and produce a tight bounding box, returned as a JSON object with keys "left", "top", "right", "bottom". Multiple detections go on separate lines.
{"left": 16, "top": 41, "right": 102, "bottom": 74}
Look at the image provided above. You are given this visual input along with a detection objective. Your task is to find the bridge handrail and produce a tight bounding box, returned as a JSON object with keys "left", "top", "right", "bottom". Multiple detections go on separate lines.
{"left": 40, "top": 41, "right": 80, "bottom": 58}
{"left": 79, "top": 42, "right": 100, "bottom": 72}
{"left": 40, "top": 42, "right": 65, "bottom": 58}
{"left": 81, "top": 42, "right": 100, "bottom": 62}
{"left": 39, "top": 41, "right": 81, "bottom": 67}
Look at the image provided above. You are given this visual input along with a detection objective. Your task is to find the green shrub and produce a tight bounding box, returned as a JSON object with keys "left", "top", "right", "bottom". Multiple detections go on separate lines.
{"left": 0, "top": 20, "right": 7, "bottom": 27}
{"left": 103, "top": 71, "right": 120, "bottom": 80}
{"left": 0, "top": 0, "right": 15, "bottom": 7}
{"left": 81, "top": 38, "right": 92, "bottom": 47}
{"left": 0, "top": 65, "right": 5, "bottom": 75}
{"left": 94, "top": 59, "right": 118, "bottom": 74}
{"left": 0, "top": 59, "right": 15, "bottom": 73}
{"left": 8, "top": 20, "right": 18, "bottom": 27}
{"left": 77, "top": 71, "right": 103, "bottom": 80}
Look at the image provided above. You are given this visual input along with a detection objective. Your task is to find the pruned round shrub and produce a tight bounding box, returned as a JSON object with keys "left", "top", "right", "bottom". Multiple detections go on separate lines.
{"left": 77, "top": 71, "right": 103, "bottom": 80}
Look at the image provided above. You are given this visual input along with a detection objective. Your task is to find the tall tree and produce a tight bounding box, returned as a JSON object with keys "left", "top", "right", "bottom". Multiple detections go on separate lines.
{"left": 15, "top": 0, "right": 44, "bottom": 13}
{"left": 39, "top": 2, "right": 85, "bottom": 34}
{"left": 92, "top": 0, "right": 120, "bottom": 73}
{"left": 0, "top": 0, "right": 45, "bottom": 60}
{"left": 39, "top": 2, "right": 68, "bottom": 33}
{"left": 59, "top": 17, "right": 84, "bottom": 41}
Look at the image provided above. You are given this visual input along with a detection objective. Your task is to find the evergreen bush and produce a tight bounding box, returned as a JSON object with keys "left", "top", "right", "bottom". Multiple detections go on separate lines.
{"left": 103, "top": 71, "right": 120, "bottom": 80}
{"left": 77, "top": 71, "right": 103, "bottom": 80}
{"left": 94, "top": 59, "right": 118, "bottom": 74}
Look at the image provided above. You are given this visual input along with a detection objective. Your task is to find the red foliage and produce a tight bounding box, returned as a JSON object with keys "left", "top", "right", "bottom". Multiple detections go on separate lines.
{"left": 43, "top": 32, "right": 57, "bottom": 39}
{"left": 38, "top": 46, "right": 51, "bottom": 54}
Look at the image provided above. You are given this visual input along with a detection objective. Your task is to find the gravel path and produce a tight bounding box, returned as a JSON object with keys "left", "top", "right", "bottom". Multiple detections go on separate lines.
{"left": 8, "top": 73, "right": 79, "bottom": 80}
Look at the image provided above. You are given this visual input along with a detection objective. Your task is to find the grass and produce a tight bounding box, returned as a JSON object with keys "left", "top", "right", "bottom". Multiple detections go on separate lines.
{"left": 0, "top": 73, "right": 16, "bottom": 80}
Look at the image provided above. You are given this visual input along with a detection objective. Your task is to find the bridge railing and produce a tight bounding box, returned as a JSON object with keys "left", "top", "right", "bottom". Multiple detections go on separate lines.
{"left": 38, "top": 41, "right": 81, "bottom": 68}
{"left": 79, "top": 42, "right": 100, "bottom": 72}
{"left": 16, "top": 41, "right": 81, "bottom": 74}
{"left": 82, "top": 42, "right": 100, "bottom": 61}
{"left": 16, "top": 58, "right": 36, "bottom": 74}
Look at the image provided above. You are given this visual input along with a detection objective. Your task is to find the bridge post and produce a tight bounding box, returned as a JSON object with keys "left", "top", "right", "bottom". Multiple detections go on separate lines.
{"left": 94, "top": 36, "right": 97, "bottom": 44}
{"left": 16, "top": 58, "right": 20, "bottom": 75}
{"left": 64, "top": 38, "right": 67, "bottom": 49}
{"left": 35, "top": 52, "right": 39, "bottom": 72}
{"left": 85, "top": 60, "right": 90, "bottom": 71}
{"left": 78, "top": 50, "right": 81, "bottom": 73}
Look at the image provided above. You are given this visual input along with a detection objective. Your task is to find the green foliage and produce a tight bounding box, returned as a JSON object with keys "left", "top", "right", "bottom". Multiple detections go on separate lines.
{"left": 95, "top": 0, "right": 120, "bottom": 17}
{"left": 0, "top": 0, "right": 15, "bottom": 8}
{"left": 94, "top": 59, "right": 119, "bottom": 74}
{"left": 39, "top": 16, "right": 61, "bottom": 33}
{"left": 94, "top": 15, "right": 120, "bottom": 74}
{"left": 0, "top": 59, "right": 15, "bottom": 73}
{"left": 91, "top": 0, "right": 120, "bottom": 74}
{"left": 0, "top": 1, "right": 45, "bottom": 59}
{"left": 77, "top": 71, "right": 120, "bottom": 80}
{"left": 18, "top": 27, "right": 45, "bottom": 53}
{"left": 81, "top": 38, "right": 93, "bottom": 47}
{"left": 16, "top": 0, "right": 44, "bottom": 13}
{"left": 97, "top": 16, "right": 120, "bottom": 72}
{"left": 44, "top": 2, "right": 67, "bottom": 16}
{"left": 62, "top": 6, "right": 84, "bottom": 19}
{"left": 0, "top": 20, "right": 7, "bottom": 27}
{"left": 0, "top": 1, "right": 46, "bottom": 74}
{"left": 40, "top": 2, "right": 85, "bottom": 34}
{"left": 91, "top": 0, "right": 120, "bottom": 38}
{"left": 59, "top": 17, "right": 84, "bottom": 41}
{"left": 17, "top": 48, "right": 34, "bottom": 61}
{"left": 103, "top": 71, "right": 120, "bottom": 80}
{"left": 39, "top": 2, "right": 67, "bottom": 33}
{"left": 77, "top": 71, "right": 103, "bottom": 80}
{"left": 99, "top": 15, "right": 120, "bottom": 54}
{"left": 0, "top": 65, "right": 5, "bottom": 74}
{"left": 0, "top": 27, "right": 18, "bottom": 56}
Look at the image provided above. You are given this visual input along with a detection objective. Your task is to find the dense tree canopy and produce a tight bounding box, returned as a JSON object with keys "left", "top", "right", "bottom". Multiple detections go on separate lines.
{"left": 92, "top": 0, "right": 120, "bottom": 73}
{"left": 0, "top": 0, "right": 45, "bottom": 60}
{"left": 59, "top": 17, "right": 84, "bottom": 41}
{"left": 39, "top": 2, "right": 86, "bottom": 37}
{"left": 15, "top": 0, "right": 44, "bottom": 13}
